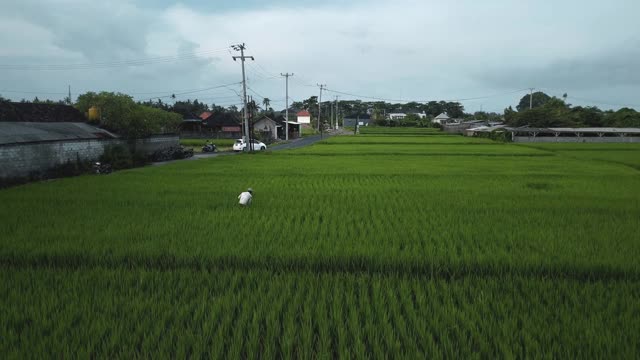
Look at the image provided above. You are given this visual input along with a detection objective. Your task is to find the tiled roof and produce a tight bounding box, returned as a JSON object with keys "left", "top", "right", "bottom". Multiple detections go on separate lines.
{"left": 199, "top": 111, "right": 212, "bottom": 120}
{"left": 0, "top": 122, "right": 116, "bottom": 145}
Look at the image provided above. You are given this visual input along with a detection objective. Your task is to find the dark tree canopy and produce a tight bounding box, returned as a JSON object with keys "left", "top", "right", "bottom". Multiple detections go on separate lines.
{"left": 517, "top": 91, "right": 551, "bottom": 112}
{"left": 504, "top": 95, "right": 640, "bottom": 128}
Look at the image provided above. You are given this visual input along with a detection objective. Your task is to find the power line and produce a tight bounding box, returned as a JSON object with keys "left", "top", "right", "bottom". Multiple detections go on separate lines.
{"left": 246, "top": 63, "right": 273, "bottom": 79}
{"left": 139, "top": 81, "right": 242, "bottom": 102}
{"left": 536, "top": 87, "right": 640, "bottom": 109}
{"left": 324, "top": 87, "right": 530, "bottom": 103}
{"left": 0, "top": 47, "right": 231, "bottom": 71}
{"left": 566, "top": 96, "right": 640, "bottom": 109}
{"left": 255, "top": 62, "right": 278, "bottom": 77}
{"left": 291, "top": 76, "right": 316, "bottom": 88}
{"left": 324, "top": 88, "right": 405, "bottom": 102}
{"left": 1, "top": 83, "right": 243, "bottom": 103}
{"left": 246, "top": 86, "right": 267, "bottom": 100}
{"left": 0, "top": 89, "right": 68, "bottom": 95}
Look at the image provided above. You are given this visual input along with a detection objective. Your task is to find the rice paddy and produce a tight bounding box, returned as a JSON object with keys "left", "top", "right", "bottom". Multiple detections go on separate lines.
{"left": 1, "top": 129, "right": 639, "bottom": 357}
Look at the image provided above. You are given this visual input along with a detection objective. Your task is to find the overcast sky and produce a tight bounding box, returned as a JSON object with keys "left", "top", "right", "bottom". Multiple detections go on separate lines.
{"left": 1, "top": 0, "right": 639, "bottom": 112}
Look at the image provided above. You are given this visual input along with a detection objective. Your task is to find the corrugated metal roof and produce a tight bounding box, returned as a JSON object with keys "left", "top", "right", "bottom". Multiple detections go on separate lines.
{"left": 548, "top": 127, "right": 640, "bottom": 133}
{"left": 0, "top": 122, "right": 117, "bottom": 145}
{"left": 507, "top": 127, "right": 640, "bottom": 134}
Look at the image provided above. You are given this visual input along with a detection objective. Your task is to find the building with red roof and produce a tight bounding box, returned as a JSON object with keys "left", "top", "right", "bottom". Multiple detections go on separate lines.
{"left": 199, "top": 111, "right": 212, "bottom": 120}
{"left": 296, "top": 110, "right": 311, "bottom": 124}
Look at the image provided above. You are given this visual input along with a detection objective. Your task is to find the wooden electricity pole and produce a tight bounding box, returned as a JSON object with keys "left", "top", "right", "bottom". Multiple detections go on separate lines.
{"left": 232, "top": 43, "right": 254, "bottom": 151}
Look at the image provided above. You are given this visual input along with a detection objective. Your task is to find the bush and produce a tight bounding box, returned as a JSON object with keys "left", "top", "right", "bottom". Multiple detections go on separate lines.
{"left": 475, "top": 130, "right": 512, "bottom": 142}
{"left": 132, "top": 149, "right": 149, "bottom": 167}
{"left": 100, "top": 144, "right": 133, "bottom": 170}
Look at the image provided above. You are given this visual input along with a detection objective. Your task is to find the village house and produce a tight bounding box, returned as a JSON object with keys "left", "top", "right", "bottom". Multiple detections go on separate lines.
{"left": 433, "top": 112, "right": 452, "bottom": 124}
{"left": 296, "top": 110, "right": 311, "bottom": 126}
{"left": 254, "top": 115, "right": 301, "bottom": 141}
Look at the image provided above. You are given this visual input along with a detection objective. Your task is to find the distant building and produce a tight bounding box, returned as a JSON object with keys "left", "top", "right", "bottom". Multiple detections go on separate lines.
{"left": 202, "top": 112, "right": 243, "bottom": 138}
{"left": 253, "top": 116, "right": 279, "bottom": 140}
{"left": 178, "top": 119, "right": 205, "bottom": 133}
{"left": 198, "top": 111, "right": 212, "bottom": 120}
{"left": 433, "top": 112, "right": 451, "bottom": 124}
{"left": 297, "top": 110, "right": 311, "bottom": 124}
{"left": 254, "top": 115, "right": 301, "bottom": 140}
{"left": 387, "top": 113, "right": 406, "bottom": 120}
{"left": 343, "top": 114, "right": 372, "bottom": 127}
{"left": 0, "top": 102, "right": 177, "bottom": 182}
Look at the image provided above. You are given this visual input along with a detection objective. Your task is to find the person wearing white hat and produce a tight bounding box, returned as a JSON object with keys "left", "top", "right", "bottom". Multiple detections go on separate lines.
{"left": 238, "top": 188, "right": 253, "bottom": 206}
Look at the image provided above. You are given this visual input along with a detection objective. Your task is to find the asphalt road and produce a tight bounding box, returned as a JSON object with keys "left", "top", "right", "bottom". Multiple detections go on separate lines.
{"left": 268, "top": 134, "right": 326, "bottom": 151}
{"left": 153, "top": 134, "right": 330, "bottom": 166}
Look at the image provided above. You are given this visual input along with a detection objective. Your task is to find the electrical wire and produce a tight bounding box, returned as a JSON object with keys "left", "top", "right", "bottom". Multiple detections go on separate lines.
{"left": 324, "top": 87, "right": 530, "bottom": 103}
{"left": 139, "top": 81, "right": 242, "bottom": 102}
{"left": 0, "top": 47, "right": 231, "bottom": 71}
{"left": 566, "top": 96, "right": 640, "bottom": 108}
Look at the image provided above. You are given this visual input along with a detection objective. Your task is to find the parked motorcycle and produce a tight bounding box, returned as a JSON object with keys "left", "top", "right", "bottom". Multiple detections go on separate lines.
{"left": 92, "top": 162, "right": 112, "bottom": 174}
{"left": 202, "top": 143, "right": 217, "bottom": 153}
{"left": 152, "top": 146, "right": 194, "bottom": 162}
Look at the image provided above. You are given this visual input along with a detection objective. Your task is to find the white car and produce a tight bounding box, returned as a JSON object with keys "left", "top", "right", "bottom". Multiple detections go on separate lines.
{"left": 233, "top": 139, "right": 267, "bottom": 151}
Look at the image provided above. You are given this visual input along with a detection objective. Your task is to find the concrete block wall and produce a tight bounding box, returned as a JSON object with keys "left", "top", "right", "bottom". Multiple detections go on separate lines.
{"left": 0, "top": 135, "right": 179, "bottom": 180}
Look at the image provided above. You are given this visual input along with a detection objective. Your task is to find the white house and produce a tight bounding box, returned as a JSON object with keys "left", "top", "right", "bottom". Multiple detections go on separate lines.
{"left": 297, "top": 110, "right": 311, "bottom": 125}
{"left": 433, "top": 112, "right": 451, "bottom": 124}
{"left": 415, "top": 111, "right": 427, "bottom": 119}
{"left": 387, "top": 112, "right": 427, "bottom": 120}
{"left": 387, "top": 113, "right": 406, "bottom": 120}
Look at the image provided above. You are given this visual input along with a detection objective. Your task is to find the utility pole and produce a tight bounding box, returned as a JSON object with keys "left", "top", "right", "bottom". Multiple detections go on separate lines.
{"left": 67, "top": 85, "right": 71, "bottom": 105}
{"left": 529, "top": 88, "right": 535, "bottom": 109}
{"left": 232, "top": 43, "right": 254, "bottom": 151}
{"left": 248, "top": 95, "right": 254, "bottom": 151}
{"left": 281, "top": 73, "right": 294, "bottom": 140}
{"left": 317, "top": 84, "right": 326, "bottom": 133}
{"left": 330, "top": 97, "right": 334, "bottom": 132}
{"left": 334, "top": 96, "right": 340, "bottom": 130}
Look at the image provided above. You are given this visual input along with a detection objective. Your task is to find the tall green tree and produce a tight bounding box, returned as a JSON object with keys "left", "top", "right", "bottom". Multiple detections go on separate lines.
{"left": 604, "top": 108, "right": 640, "bottom": 127}
{"left": 262, "top": 98, "right": 271, "bottom": 112}
{"left": 76, "top": 92, "right": 181, "bottom": 138}
{"left": 517, "top": 91, "right": 551, "bottom": 111}
{"left": 444, "top": 102, "right": 465, "bottom": 118}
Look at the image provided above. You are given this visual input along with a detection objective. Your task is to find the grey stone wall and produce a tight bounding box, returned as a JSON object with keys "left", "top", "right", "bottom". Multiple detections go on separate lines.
{"left": 512, "top": 136, "right": 640, "bottom": 143}
{"left": 0, "top": 135, "right": 178, "bottom": 180}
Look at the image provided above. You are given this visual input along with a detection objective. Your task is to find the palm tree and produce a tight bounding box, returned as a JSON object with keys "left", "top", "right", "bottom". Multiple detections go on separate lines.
{"left": 262, "top": 98, "right": 271, "bottom": 112}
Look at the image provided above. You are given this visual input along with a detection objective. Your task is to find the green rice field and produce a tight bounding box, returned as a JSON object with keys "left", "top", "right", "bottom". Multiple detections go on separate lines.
{"left": 1, "top": 129, "right": 639, "bottom": 357}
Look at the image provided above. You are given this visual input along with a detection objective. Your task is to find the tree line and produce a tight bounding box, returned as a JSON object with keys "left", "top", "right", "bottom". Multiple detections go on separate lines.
{"left": 504, "top": 92, "right": 640, "bottom": 128}
{"left": 3, "top": 90, "right": 640, "bottom": 132}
